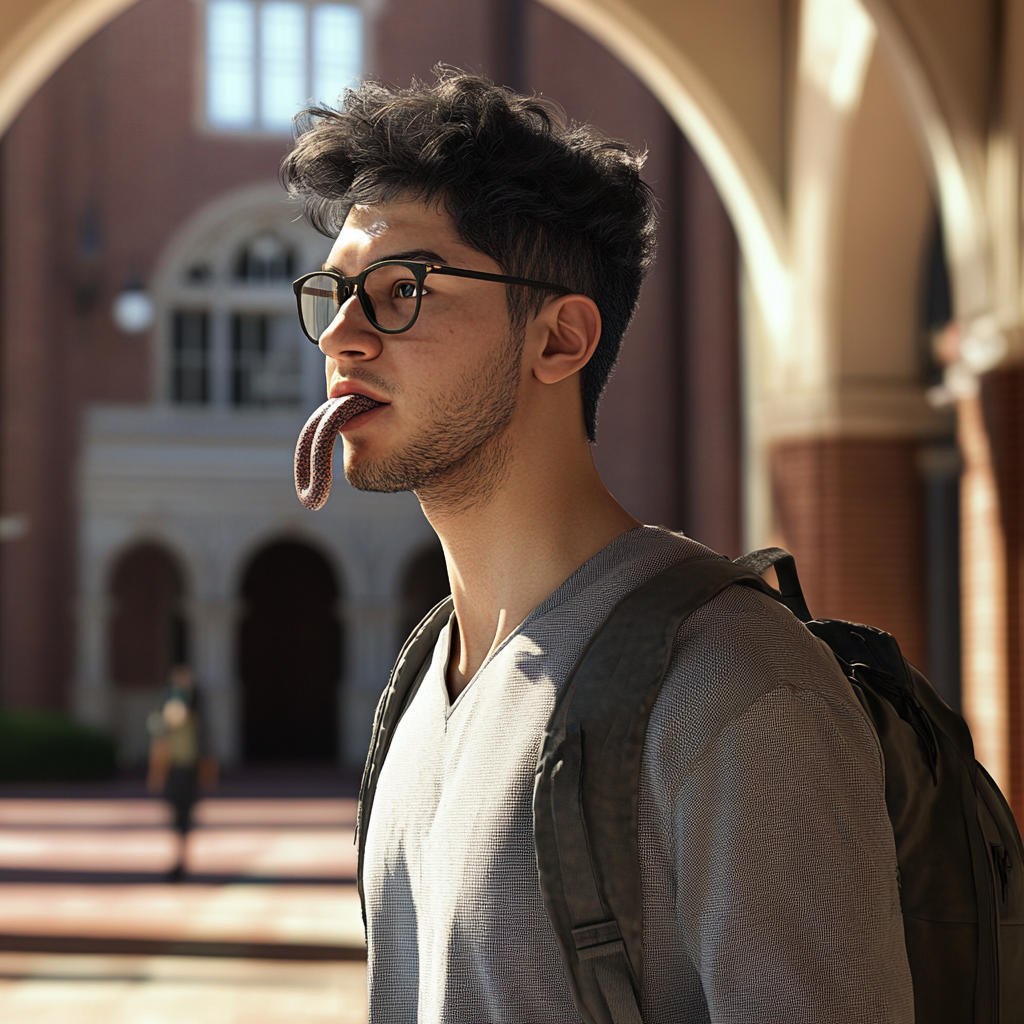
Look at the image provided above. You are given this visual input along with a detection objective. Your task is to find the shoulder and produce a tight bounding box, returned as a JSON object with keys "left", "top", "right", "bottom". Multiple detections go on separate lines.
{"left": 647, "top": 579, "right": 881, "bottom": 781}
{"left": 678, "top": 580, "right": 847, "bottom": 698}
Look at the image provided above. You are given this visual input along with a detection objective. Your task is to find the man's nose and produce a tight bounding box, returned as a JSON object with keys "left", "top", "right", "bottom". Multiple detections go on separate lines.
{"left": 318, "top": 292, "right": 382, "bottom": 360}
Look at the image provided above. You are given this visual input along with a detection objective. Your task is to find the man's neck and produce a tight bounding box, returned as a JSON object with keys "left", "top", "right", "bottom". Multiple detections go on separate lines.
{"left": 418, "top": 430, "right": 640, "bottom": 702}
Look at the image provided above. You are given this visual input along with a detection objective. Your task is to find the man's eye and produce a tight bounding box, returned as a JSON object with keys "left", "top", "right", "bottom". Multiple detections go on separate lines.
{"left": 393, "top": 281, "right": 419, "bottom": 300}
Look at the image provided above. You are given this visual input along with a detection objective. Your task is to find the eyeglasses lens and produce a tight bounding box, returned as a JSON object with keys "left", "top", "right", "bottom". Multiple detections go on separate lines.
{"left": 299, "top": 266, "right": 422, "bottom": 340}
{"left": 299, "top": 275, "right": 341, "bottom": 341}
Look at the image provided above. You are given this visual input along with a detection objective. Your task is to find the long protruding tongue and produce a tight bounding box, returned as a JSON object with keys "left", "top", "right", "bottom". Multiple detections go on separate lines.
{"left": 294, "top": 393, "right": 382, "bottom": 510}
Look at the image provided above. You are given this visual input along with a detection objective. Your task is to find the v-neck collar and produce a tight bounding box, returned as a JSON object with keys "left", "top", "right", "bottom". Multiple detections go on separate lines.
{"left": 437, "top": 526, "right": 663, "bottom": 717}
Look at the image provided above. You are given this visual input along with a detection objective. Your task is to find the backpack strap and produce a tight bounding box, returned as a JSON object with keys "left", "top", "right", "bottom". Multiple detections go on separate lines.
{"left": 533, "top": 556, "right": 775, "bottom": 1024}
{"left": 356, "top": 594, "right": 454, "bottom": 919}
{"left": 734, "top": 546, "right": 813, "bottom": 622}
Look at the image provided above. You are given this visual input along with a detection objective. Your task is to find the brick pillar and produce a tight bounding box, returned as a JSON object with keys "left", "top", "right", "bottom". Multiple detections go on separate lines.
{"left": 970, "top": 369, "right": 1024, "bottom": 816}
{"left": 0, "top": 93, "right": 81, "bottom": 710}
{"left": 770, "top": 437, "right": 928, "bottom": 670}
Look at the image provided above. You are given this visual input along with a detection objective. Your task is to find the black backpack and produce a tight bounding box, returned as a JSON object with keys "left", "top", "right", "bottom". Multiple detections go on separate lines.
{"left": 357, "top": 548, "right": 1024, "bottom": 1024}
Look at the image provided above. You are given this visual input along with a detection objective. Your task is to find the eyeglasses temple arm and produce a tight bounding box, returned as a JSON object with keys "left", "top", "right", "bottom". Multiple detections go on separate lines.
{"left": 425, "top": 265, "right": 569, "bottom": 293}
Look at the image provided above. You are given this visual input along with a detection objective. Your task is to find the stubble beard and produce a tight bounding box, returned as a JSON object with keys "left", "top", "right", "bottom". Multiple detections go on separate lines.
{"left": 343, "top": 331, "right": 523, "bottom": 516}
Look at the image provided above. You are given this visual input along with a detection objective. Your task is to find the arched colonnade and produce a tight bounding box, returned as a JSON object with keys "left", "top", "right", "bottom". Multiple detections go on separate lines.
{"left": 83, "top": 523, "right": 445, "bottom": 766}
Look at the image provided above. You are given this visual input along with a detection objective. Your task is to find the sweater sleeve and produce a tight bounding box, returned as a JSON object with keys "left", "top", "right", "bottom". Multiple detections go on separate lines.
{"left": 639, "top": 588, "right": 915, "bottom": 1024}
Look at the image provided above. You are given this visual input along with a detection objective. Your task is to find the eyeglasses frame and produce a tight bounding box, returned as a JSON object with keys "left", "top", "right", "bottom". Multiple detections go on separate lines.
{"left": 291, "top": 259, "right": 571, "bottom": 343}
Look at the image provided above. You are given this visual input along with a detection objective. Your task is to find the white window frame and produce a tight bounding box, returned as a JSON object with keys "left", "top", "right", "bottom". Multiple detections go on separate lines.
{"left": 151, "top": 189, "right": 332, "bottom": 415}
{"left": 200, "top": 0, "right": 365, "bottom": 135}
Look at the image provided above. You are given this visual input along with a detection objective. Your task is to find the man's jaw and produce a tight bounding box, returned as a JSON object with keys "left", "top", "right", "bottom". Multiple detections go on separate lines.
{"left": 337, "top": 339, "right": 522, "bottom": 509}
{"left": 343, "top": 414, "right": 516, "bottom": 518}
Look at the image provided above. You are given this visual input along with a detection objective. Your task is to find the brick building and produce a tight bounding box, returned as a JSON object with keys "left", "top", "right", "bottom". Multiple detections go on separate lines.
{"left": 0, "top": 0, "right": 751, "bottom": 767}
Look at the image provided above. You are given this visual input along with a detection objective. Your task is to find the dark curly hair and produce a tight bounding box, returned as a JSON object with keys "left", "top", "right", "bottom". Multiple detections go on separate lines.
{"left": 281, "top": 69, "right": 658, "bottom": 442}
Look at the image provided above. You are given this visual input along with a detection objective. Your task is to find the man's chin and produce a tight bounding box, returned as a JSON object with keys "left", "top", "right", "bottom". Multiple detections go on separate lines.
{"left": 343, "top": 456, "right": 419, "bottom": 494}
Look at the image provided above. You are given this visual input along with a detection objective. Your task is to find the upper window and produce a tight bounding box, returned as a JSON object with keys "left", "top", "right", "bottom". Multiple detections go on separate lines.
{"left": 206, "top": 0, "right": 362, "bottom": 133}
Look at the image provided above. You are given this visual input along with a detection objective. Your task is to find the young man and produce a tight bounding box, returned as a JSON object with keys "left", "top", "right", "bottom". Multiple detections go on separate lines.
{"left": 283, "top": 72, "right": 913, "bottom": 1022}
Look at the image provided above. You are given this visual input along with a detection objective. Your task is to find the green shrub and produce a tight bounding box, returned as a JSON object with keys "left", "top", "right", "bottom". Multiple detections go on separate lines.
{"left": 0, "top": 709, "right": 117, "bottom": 781}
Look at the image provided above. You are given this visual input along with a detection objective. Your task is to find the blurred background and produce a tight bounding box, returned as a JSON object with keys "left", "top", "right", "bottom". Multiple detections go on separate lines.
{"left": 0, "top": 0, "right": 1022, "bottom": 1019}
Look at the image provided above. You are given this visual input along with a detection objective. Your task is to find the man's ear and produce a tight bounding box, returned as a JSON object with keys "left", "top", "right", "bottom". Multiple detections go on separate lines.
{"left": 528, "top": 294, "right": 602, "bottom": 385}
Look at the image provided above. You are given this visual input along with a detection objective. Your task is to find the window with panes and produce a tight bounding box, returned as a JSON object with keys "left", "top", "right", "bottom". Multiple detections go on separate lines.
{"left": 205, "top": 0, "right": 362, "bottom": 133}
{"left": 168, "top": 232, "right": 313, "bottom": 409}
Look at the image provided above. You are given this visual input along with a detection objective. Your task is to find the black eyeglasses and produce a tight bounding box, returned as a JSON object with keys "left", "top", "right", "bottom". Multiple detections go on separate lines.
{"left": 292, "top": 260, "right": 570, "bottom": 343}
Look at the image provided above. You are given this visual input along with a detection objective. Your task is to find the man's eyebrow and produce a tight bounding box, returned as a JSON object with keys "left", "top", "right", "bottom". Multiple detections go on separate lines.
{"left": 322, "top": 249, "right": 448, "bottom": 273}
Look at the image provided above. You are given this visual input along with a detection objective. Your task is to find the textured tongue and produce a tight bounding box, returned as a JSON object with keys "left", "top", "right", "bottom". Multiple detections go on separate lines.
{"left": 294, "top": 393, "right": 382, "bottom": 510}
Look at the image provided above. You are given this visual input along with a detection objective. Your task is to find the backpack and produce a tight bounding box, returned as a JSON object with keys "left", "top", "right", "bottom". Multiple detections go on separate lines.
{"left": 356, "top": 547, "right": 1024, "bottom": 1024}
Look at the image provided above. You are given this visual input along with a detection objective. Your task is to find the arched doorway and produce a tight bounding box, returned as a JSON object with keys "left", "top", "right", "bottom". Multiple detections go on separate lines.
{"left": 109, "top": 542, "right": 188, "bottom": 689}
{"left": 239, "top": 540, "right": 341, "bottom": 762}
{"left": 399, "top": 542, "right": 451, "bottom": 643}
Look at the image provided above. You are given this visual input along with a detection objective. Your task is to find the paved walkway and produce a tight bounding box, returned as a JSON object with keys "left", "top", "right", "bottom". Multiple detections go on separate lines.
{"left": 0, "top": 798, "right": 359, "bottom": 883}
{"left": 0, "top": 952, "right": 368, "bottom": 1023}
{"left": 0, "top": 787, "right": 368, "bottom": 1023}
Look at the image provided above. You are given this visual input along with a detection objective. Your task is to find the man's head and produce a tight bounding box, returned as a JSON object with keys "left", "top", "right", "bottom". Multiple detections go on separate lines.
{"left": 282, "top": 70, "right": 657, "bottom": 443}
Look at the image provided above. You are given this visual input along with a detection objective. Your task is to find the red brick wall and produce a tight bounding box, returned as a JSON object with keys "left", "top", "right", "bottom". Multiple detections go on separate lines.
{"left": 980, "top": 369, "right": 1024, "bottom": 813}
{"left": 0, "top": 0, "right": 287, "bottom": 709}
{"left": 771, "top": 437, "right": 928, "bottom": 669}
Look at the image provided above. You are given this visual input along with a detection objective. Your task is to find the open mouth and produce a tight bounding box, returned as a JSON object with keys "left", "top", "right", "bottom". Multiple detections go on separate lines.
{"left": 294, "top": 393, "right": 384, "bottom": 510}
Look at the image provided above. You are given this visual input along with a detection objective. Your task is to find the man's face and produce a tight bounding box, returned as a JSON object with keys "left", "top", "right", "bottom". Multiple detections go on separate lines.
{"left": 319, "top": 200, "right": 526, "bottom": 504}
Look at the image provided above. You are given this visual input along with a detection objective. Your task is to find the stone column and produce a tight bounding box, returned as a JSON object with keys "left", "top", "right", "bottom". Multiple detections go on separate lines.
{"left": 72, "top": 594, "right": 112, "bottom": 729}
{"left": 190, "top": 596, "right": 240, "bottom": 765}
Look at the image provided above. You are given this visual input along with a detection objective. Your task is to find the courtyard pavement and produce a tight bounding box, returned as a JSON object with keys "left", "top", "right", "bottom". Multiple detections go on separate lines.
{"left": 0, "top": 771, "right": 368, "bottom": 1023}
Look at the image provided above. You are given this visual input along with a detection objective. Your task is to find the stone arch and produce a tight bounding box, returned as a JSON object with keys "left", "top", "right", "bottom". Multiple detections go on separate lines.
{"left": 238, "top": 537, "right": 343, "bottom": 762}
{"left": 108, "top": 540, "right": 189, "bottom": 689}
{"left": 859, "top": 0, "right": 991, "bottom": 327}
{"left": 538, "top": 0, "right": 791, "bottom": 346}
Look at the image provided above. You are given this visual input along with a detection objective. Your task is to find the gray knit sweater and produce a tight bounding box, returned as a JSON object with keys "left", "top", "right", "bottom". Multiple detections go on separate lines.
{"left": 363, "top": 526, "right": 914, "bottom": 1023}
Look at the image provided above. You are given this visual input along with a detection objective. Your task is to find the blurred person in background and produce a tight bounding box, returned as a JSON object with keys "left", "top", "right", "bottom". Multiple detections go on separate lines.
{"left": 147, "top": 665, "right": 218, "bottom": 881}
